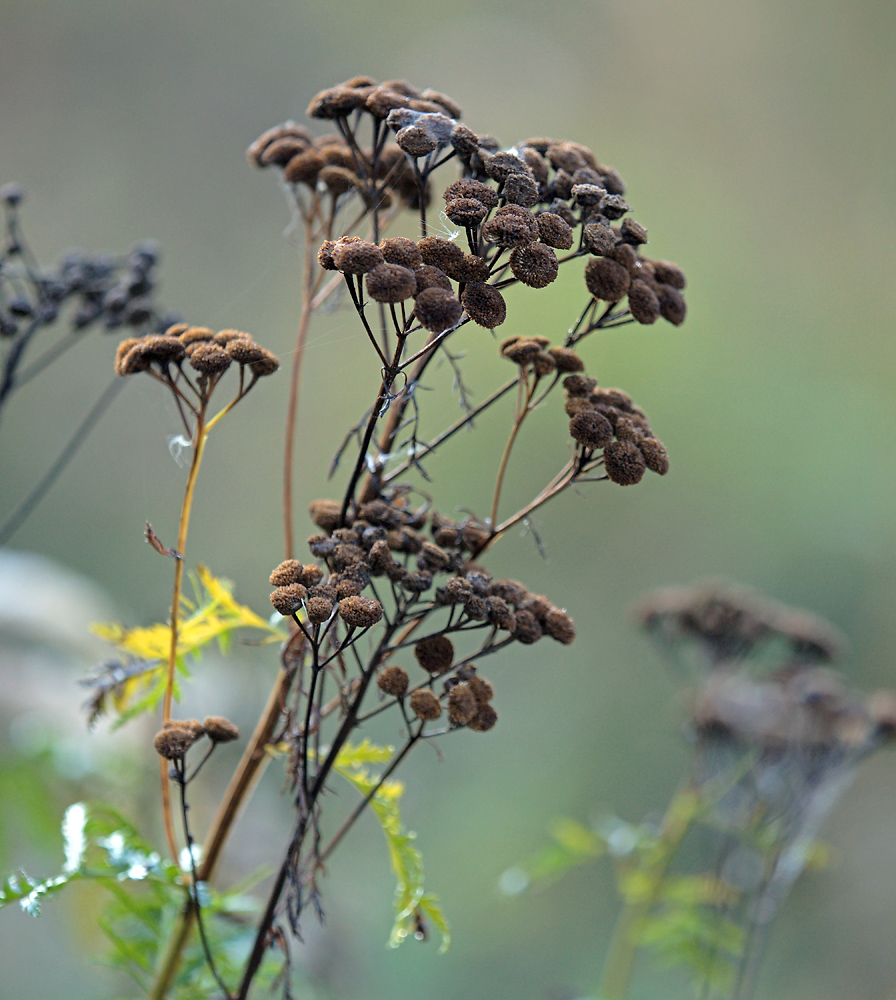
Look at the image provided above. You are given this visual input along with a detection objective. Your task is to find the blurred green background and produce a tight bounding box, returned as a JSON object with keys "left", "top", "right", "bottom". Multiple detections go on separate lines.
{"left": 2, "top": 1, "right": 896, "bottom": 998}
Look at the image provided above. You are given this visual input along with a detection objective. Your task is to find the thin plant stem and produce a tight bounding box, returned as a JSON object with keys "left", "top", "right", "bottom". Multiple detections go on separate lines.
{"left": 598, "top": 789, "right": 699, "bottom": 1000}
{"left": 282, "top": 203, "right": 320, "bottom": 559}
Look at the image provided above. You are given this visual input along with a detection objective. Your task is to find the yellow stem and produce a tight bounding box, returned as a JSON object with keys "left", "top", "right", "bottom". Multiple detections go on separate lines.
{"left": 160, "top": 411, "right": 209, "bottom": 869}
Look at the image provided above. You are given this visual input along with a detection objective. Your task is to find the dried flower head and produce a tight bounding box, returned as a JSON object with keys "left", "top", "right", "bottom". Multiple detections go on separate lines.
{"left": 153, "top": 727, "right": 196, "bottom": 760}
{"left": 202, "top": 716, "right": 240, "bottom": 743}
{"left": 338, "top": 596, "right": 384, "bottom": 628}
{"left": 377, "top": 665, "right": 410, "bottom": 697}
{"left": 409, "top": 689, "right": 442, "bottom": 721}
{"left": 461, "top": 283, "right": 506, "bottom": 328}
{"left": 414, "top": 634, "right": 454, "bottom": 674}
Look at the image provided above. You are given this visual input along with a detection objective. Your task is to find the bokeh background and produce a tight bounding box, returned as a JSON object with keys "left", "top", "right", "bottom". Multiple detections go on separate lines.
{"left": 2, "top": 1, "right": 896, "bottom": 998}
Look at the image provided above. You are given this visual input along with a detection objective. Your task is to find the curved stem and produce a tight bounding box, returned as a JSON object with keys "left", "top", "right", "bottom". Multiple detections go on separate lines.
{"left": 282, "top": 214, "right": 319, "bottom": 559}
{"left": 159, "top": 407, "right": 209, "bottom": 867}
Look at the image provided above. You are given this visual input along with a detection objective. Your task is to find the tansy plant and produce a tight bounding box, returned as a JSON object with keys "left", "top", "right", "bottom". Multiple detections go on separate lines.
{"left": 2, "top": 75, "right": 690, "bottom": 1000}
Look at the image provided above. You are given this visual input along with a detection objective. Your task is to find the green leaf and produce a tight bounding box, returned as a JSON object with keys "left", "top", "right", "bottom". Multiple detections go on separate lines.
{"left": 501, "top": 816, "right": 605, "bottom": 894}
{"left": 332, "top": 740, "right": 450, "bottom": 952}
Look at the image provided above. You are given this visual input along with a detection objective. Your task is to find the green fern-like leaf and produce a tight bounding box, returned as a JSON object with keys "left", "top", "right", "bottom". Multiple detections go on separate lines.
{"left": 332, "top": 740, "right": 451, "bottom": 953}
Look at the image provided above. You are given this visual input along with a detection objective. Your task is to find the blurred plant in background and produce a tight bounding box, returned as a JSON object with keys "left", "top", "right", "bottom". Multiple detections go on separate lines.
{"left": 504, "top": 582, "right": 896, "bottom": 999}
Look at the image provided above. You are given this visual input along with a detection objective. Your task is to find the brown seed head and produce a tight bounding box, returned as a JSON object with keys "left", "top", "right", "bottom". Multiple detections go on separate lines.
{"left": 202, "top": 716, "right": 239, "bottom": 743}
{"left": 418, "top": 236, "right": 465, "bottom": 274}
{"left": 259, "top": 137, "right": 310, "bottom": 168}
{"left": 468, "top": 675, "right": 495, "bottom": 704}
{"left": 513, "top": 609, "right": 543, "bottom": 644}
{"left": 462, "top": 283, "right": 506, "bottom": 328}
{"left": 225, "top": 337, "right": 265, "bottom": 365}
{"left": 409, "top": 689, "right": 442, "bottom": 721}
{"left": 583, "top": 222, "right": 617, "bottom": 256}
{"left": 640, "top": 437, "right": 670, "bottom": 475}
{"left": 270, "top": 583, "right": 307, "bottom": 615}
{"left": 378, "top": 665, "right": 410, "bottom": 697}
{"left": 620, "top": 218, "right": 648, "bottom": 245}
{"left": 249, "top": 349, "right": 279, "bottom": 376}
{"left": 247, "top": 122, "right": 313, "bottom": 166}
{"left": 544, "top": 608, "right": 577, "bottom": 644}
{"left": 503, "top": 173, "right": 539, "bottom": 208}
{"left": 656, "top": 284, "right": 687, "bottom": 326}
{"left": 652, "top": 260, "right": 687, "bottom": 289}
{"left": 414, "top": 265, "right": 454, "bottom": 295}
{"left": 447, "top": 682, "right": 478, "bottom": 726}
{"left": 570, "top": 410, "right": 613, "bottom": 450}
{"left": 413, "top": 287, "right": 463, "bottom": 333}
{"left": 584, "top": 257, "right": 631, "bottom": 301}
{"left": 319, "top": 165, "right": 360, "bottom": 195}
{"left": 397, "top": 125, "right": 438, "bottom": 157}
{"left": 467, "top": 703, "right": 498, "bottom": 732}
{"left": 414, "top": 634, "right": 454, "bottom": 674}
{"left": 536, "top": 212, "right": 574, "bottom": 250}
{"left": 444, "top": 178, "right": 499, "bottom": 208}
{"left": 509, "top": 243, "right": 558, "bottom": 288}
{"left": 309, "top": 499, "right": 342, "bottom": 531}
{"left": 269, "top": 559, "right": 304, "bottom": 586}
{"left": 366, "top": 263, "right": 417, "bottom": 303}
{"left": 445, "top": 197, "right": 489, "bottom": 228}
{"left": 338, "top": 596, "right": 384, "bottom": 628}
{"left": 189, "top": 342, "right": 232, "bottom": 375}
{"left": 284, "top": 149, "right": 326, "bottom": 185}
{"left": 379, "top": 237, "right": 423, "bottom": 270}
{"left": 549, "top": 347, "right": 585, "bottom": 373}
{"left": 332, "top": 238, "right": 384, "bottom": 275}
{"left": 628, "top": 279, "right": 661, "bottom": 324}
{"left": 305, "top": 594, "right": 335, "bottom": 623}
{"left": 603, "top": 439, "right": 647, "bottom": 485}
{"left": 482, "top": 207, "right": 538, "bottom": 249}
{"left": 153, "top": 727, "right": 196, "bottom": 760}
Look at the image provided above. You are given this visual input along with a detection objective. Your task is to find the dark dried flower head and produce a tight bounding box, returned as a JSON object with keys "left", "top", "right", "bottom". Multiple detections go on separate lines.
{"left": 306, "top": 85, "right": 366, "bottom": 120}
{"left": 247, "top": 122, "right": 313, "bottom": 166}
{"left": 414, "top": 287, "right": 463, "bottom": 333}
{"left": 462, "top": 282, "right": 506, "bottom": 328}
{"left": 452, "top": 254, "right": 491, "bottom": 283}
{"left": 284, "top": 150, "right": 326, "bottom": 185}
{"left": 309, "top": 499, "right": 342, "bottom": 531}
{"left": 338, "top": 596, "right": 384, "bottom": 628}
{"left": 249, "top": 348, "right": 279, "bottom": 377}
{"left": 332, "top": 238, "right": 384, "bottom": 275}
{"left": 114, "top": 337, "right": 142, "bottom": 374}
{"left": 153, "top": 727, "right": 196, "bottom": 760}
{"left": 409, "top": 689, "right": 442, "bottom": 721}
{"left": 603, "top": 439, "right": 647, "bottom": 485}
{"left": 306, "top": 595, "right": 335, "bottom": 623}
{"left": 547, "top": 142, "right": 588, "bottom": 173}
{"left": 447, "top": 682, "right": 478, "bottom": 726}
{"left": 583, "top": 222, "right": 617, "bottom": 256}
{"left": 482, "top": 206, "right": 538, "bottom": 248}
{"left": 601, "top": 194, "right": 632, "bottom": 220}
{"left": 503, "top": 172, "right": 539, "bottom": 207}
{"left": 584, "top": 257, "right": 630, "bottom": 301}
{"left": 319, "top": 165, "right": 360, "bottom": 196}
{"left": 225, "top": 337, "right": 265, "bottom": 364}
{"left": 467, "top": 703, "right": 498, "bottom": 732}
{"left": 549, "top": 347, "right": 585, "bottom": 372}
{"left": 513, "top": 609, "right": 543, "bottom": 644}
{"left": 570, "top": 410, "right": 613, "bottom": 450}
{"left": 203, "top": 716, "right": 239, "bottom": 743}
{"left": 445, "top": 197, "right": 489, "bottom": 228}
{"left": 483, "top": 150, "right": 532, "bottom": 183}
{"left": 189, "top": 342, "right": 232, "bottom": 375}
{"left": 414, "top": 634, "right": 454, "bottom": 674}
{"left": 366, "top": 263, "right": 417, "bottom": 303}
{"left": 656, "top": 284, "right": 687, "bottom": 326}
{"left": 620, "top": 218, "right": 648, "bottom": 245}
{"left": 509, "top": 243, "right": 558, "bottom": 288}
{"left": 444, "top": 178, "right": 499, "bottom": 208}
{"left": 652, "top": 260, "right": 687, "bottom": 289}
{"left": 544, "top": 608, "right": 576, "bottom": 644}
{"left": 468, "top": 675, "right": 494, "bottom": 704}
{"left": 536, "top": 213, "right": 574, "bottom": 250}
{"left": 397, "top": 124, "right": 438, "bottom": 157}
{"left": 378, "top": 665, "right": 409, "bottom": 697}
{"left": 486, "top": 596, "right": 517, "bottom": 631}
{"left": 640, "top": 437, "right": 670, "bottom": 475}
{"left": 164, "top": 718, "right": 205, "bottom": 737}
{"left": 269, "top": 560, "right": 304, "bottom": 586}
{"left": 259, "top": 137, "right": 311, "bottom": 168}
{"left": 628, "top": 279, "right": 661, "bottom": 324}
{"left": 414, "top": 265, "right": 454, "bottom": 295}
{"left": 418, "top": 236, "right": 465, "bottom": 274}
{"left": 270, "top": 583, "right": 307, "bottom": 615}
{"left": 379, "top": 237, "right": 423, "bottom": 270}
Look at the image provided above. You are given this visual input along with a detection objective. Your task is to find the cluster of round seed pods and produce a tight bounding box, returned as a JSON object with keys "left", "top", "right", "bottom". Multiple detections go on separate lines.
{"left": 115, "top": 324, "right": 279, "bottom": 380}
{"left": 152, "top": 715, "right": 239, "bottom": 761}
{"left": 563, "top": 376, "right": 669, "bottom": 486}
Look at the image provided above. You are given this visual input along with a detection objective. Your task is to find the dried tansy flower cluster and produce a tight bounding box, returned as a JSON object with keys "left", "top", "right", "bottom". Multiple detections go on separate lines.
{"left": 232, "top": 76, "right": 689, "bottom": 979}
